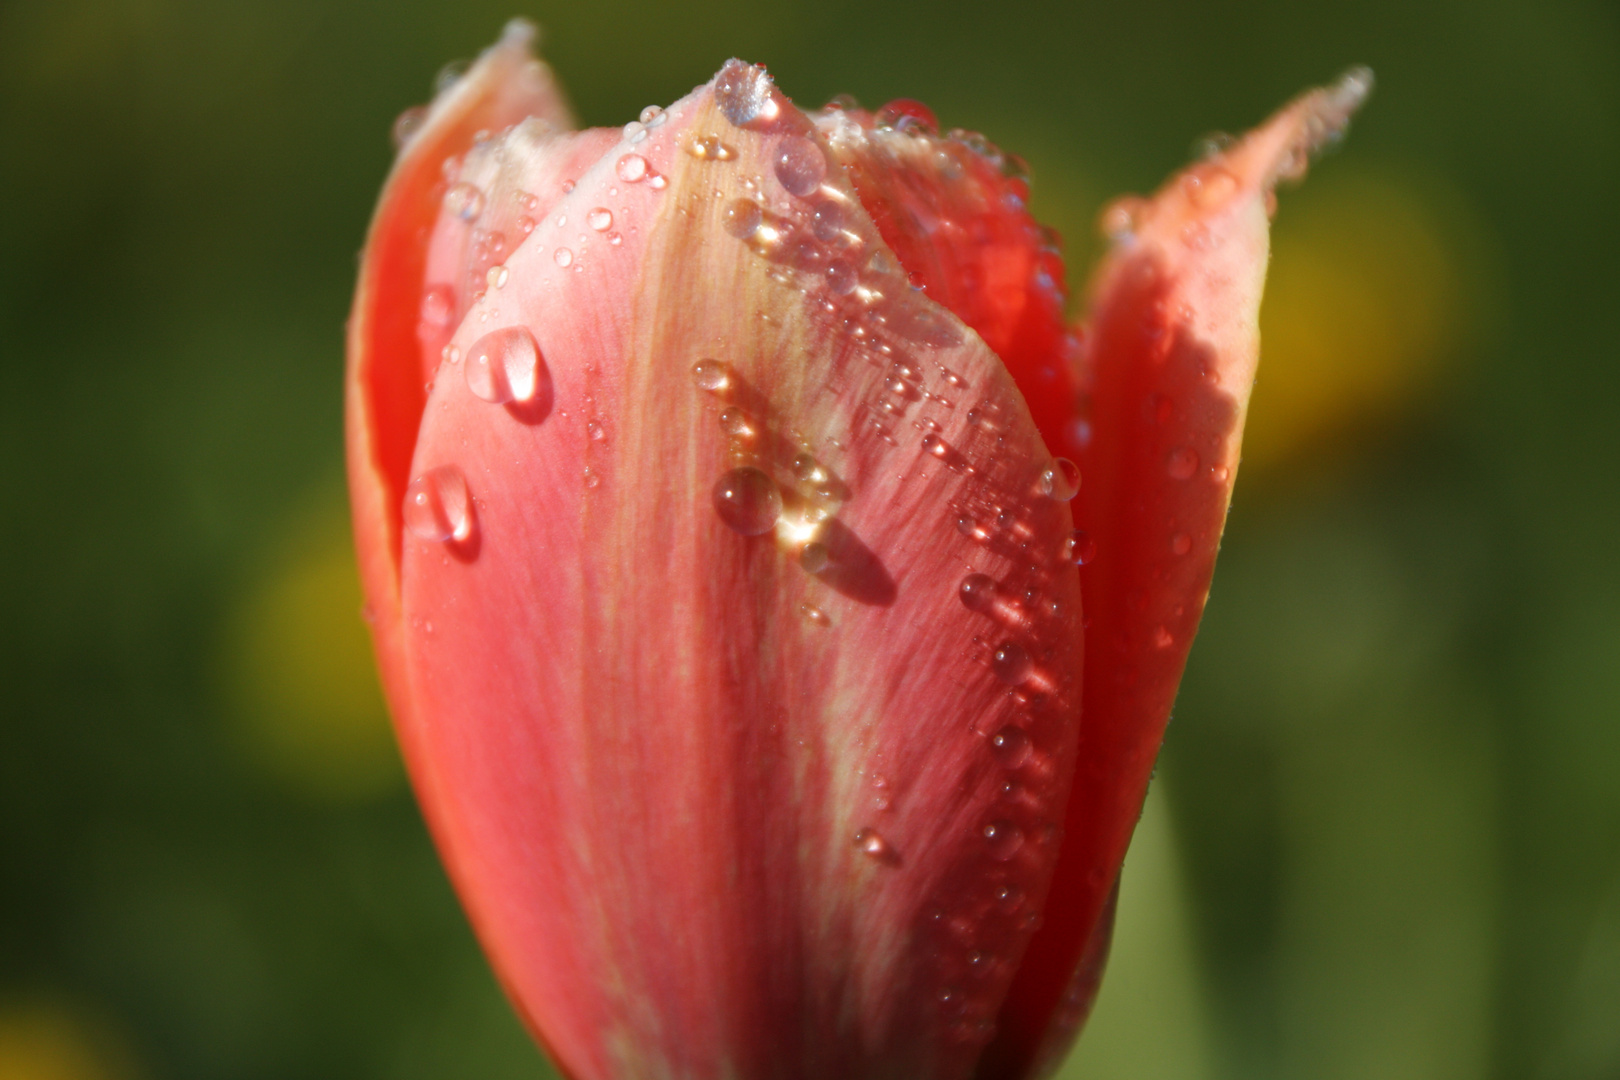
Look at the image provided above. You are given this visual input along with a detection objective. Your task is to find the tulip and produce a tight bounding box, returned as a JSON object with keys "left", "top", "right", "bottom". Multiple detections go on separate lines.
{"left": 347, "top": 20, "right": 1368, "bottom": 1080}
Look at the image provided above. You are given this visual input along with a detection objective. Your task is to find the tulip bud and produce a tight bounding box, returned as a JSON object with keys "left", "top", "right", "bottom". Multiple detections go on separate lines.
{"left": 347, "top": 21, "right": 1367, "bottom": 1080}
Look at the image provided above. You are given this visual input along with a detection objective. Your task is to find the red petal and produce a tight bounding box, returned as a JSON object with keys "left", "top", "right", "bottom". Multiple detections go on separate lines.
{"left": 347, "top": 20, "right": 571, "bottom": 758}
{"left": 978, "top": 68, "right": 1373, "bottom": 1079}
{"left": 384, "top": 60, "right": 1085, "bottom": 1079}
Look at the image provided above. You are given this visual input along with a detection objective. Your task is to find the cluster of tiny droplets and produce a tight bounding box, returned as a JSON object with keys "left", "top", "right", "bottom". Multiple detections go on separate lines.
{"left": 698, "top": 64, "right": 1092, "bottom": 1047}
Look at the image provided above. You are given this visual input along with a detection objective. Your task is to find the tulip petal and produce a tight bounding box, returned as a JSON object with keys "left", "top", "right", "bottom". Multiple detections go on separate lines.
{"left": 347, "top": 19, "right": 572, "bottom": 731}
{"left": 388, "top": 59, "right": 1089, "bottom": 1080}
{"left": 976, "top": 69, "right": 1373, "bottom": 1079}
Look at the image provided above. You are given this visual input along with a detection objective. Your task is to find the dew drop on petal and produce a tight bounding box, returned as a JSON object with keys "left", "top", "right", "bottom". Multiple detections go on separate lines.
{"left": 1063, "top": 529, "right": 1096, "bottom": 566}
{"left": 719, "top": 408, "right": 756, "bottom": 439}
{"left": 724, "top": 199, "right": 763, "bottom": 240}
{"left": 989, "top": 726, "right": 1032, "bottom": 769}
{"left": 712, "top": 467, "right": 781, "bottom": 535}
{"left": 1170, "top": 532, "right": 1191, "bottom": 556}
{"left": 714, "top": 60, "right": 780, "bottom": 128}
{"left": 773, "top": 135, "right": 827, "bottom": 196}
{"left": 983, "top": 819, "right": 1025, "bottom": 861}
{"left": 465, "top": 326, "right": 545, "bottom": 404}
{"left": 854, "top": 828, "right": 895, "bottom": 863}
{"left": 1167, "top": 447, "right": 1199, "bottom": 480}
{"left": 419, "top": 284, "right": 455, "bottom": 329}
{"left": 691, "top": 359, "right": 731, "bottom": 392}
{"left": 404, "top": 465, "right": 474, "bottom": 543}
{"left": 811, "top": 200, "right": 845, "bottom": 242}
{"left": 801, "top": 603, "right": 830, "bottom": 626}
{"left": 391, "top": 106, "right": 427, "bottom": 150}
{"left": 995, "top": 884, "right": 1025, "bottom": 913}
{"left": 616, "top": 153, "right": 649, "bottom": 183}
{"left": 1153, "top": 625, "right": 1175, "bottom": 649}
{"left": 1039, "top": 458, "right": 1081, "bottom": 500}
{"left": 486, "top": 264, "right": 509, "bottom": 289}
{"left": 554, "top": 247, "right": 574, "bottom": 268}
{"left": 991, "top": 642, "right": 1033, "bottom": 685}
{"left": 959, "top": 573, "right": 997, "bottom": 613}
{"left": 800, "top": 541, "right": 830, "bottom": 574}
{"left": 639, "top": 104, "right": 665, "bottom": 126}
{"left": 622, "top": 120, "right": 646, "bottom": 143}
{"left": 444, "top": 181, "right": 485, "bottom": 221}
{"left": 587, "top": 207, "right": 613, "bottom": 231}
{"left": 824, "top": 260, "right": 857, "bottom": 295}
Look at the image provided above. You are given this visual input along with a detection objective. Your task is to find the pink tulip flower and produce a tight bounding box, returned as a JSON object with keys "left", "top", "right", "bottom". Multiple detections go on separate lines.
{"left": 347, "top": 20, "right": 1368, "bottom": 1079}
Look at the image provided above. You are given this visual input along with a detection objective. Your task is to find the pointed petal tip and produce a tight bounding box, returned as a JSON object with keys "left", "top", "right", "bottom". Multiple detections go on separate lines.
{"left": 1245, "top": 64, "right": 1375, "bottom": 190}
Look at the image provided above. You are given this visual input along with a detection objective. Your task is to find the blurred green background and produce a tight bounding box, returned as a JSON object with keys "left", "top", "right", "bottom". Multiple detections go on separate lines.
{"left": 1, "top": 0, "right": 1615, "bottom": 1076}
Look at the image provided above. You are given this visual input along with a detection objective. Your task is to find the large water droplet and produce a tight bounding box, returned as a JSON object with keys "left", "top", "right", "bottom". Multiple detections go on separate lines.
{"left": 724, "top": 199, "right": 762, "bottom": 240}
{"left": 773, "top": 135, "right": 827, "bottom": 196}
{"left": 1063, "top": 529, "right": 1096, "bottom": 566}
{"left": 800, "top": 541, "right": 830, "bottom": 574}
{"left": 1167, "top": 447, "right": 1199, "bottom": 480}
{"left": 616, "top": 153, "right": 649, "bottom": 183}
{"left": 1039, "top": 458, "right": 1081, "bottom": 500}
{"left": 554, "top": 247, "right": 574, "bottom": 268}
{"left": 982, "top": 819, "right": 1025, "bottom": 861}
{"left": 990, "top": 726, "right": 1032, "bottom": 769}
{"left": 712, "top": 467, "right": 781, "bottom": 535}
{"left": 824, "top": 260, "right": 857, "bottom": 295}
{"left": 960, "top": 573, "right": 997, "bottom": 613}
{"left": 465, "top": 326, "right": 545, "bottom": 404}
{"left": 714, "top": 60, "right": 780, "bottom": 128}
{"left": 404, "top": 465, "right": 474, "bottom": 543}
{"left": 587, "top": 207, "right": 613, "bottom": 231}
{"left": 691, "top": 359, "right": 731, "bottom": 392}
{"left": 444, "top": 182, "right": 485, "bottom": 222}
{"left": 811, "top": 200, "right": 845, "bottom": 242}
{"left": 991, "top": 642, "right": 1033, "bottom": 685}
{"left": 718, "top": 407, "right": 755, "bottom": 439}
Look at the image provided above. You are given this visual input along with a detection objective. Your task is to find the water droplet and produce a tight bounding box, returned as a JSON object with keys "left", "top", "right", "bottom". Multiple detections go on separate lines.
{"left": 875, "top": 98, "right": 939, "bottom": 135}
{"left": 1152, "top": 625, "right": 1175, "bottom": 649}
{"left": 517, "top": 215, "right": 536, "bottom": 235}
{"left": 608, "top": 231, "right": 623, "bottom": 246}
{"left": 486, "top": 264, "right": 509, "bottom": 289}
{"left": 587, "top": 207, "right": 613, "bottom": 231}
{"left": 718, "top": 407, "right": 755, "bottom": 439}
{"left": 691, "top": 359, "right": 731, "bottom": 392}
{"left": 391, "top": 106, "right": 427, "bottom": 149}
{"left": 922, "top": 433, "right": 950, "bottom": 458}
{"left": 801, "top": 603, "right": 830, "bottom": 626}
{"left": 1063, "top": 529, "right": 1096, "bottom": 566}
{"left": 444, "top": 181, "right": 485, "bottom": 222}
{"left": 587, "top": 419, "right": 606, "bottom": 442}
{"left": 639, "top": 104, "right": 666, "bottom": 126}
{"left": 959, "top": 573, "right": 997, "bottom": 613}
{"left": 714, "top": 60, "right": 780, "bottom": 128}
{"left": 616, "top": 153, "right": 649, "bottom": 183}
{"left": 1039, "top": 458, "right": 1081, "bottom": 500}
{"left": 554, "top": 247, "right": 574, "bottom": 268}
{"left": 622, "top": 119, "right": 647, "bottom": 143}
{"left": 800, "top": 541, "right": 830, "bottom": 574}
{"left": 811, "top": 200, "right": 845, "bottom": 242}
{"left": 441, "top": 344, "right": 460, "bottom": 365}
{"left": 419, "top": 284, "right": 455, "bottom": 329}
{"left": 773, "top": 135, "right": 827, "bottom": 196}
{"left": 990, "top": 726, "right": 1032, "bottom": 769}
{"left": 824, "top": 260, "right": 857, "bottom": 295}
{"left": 791, "top": 453, "right": 827, "bottom": 484}
{"left": 724, "top": 199, "right": 762, "bottom": 240}
{"left": 648, "top": 173, "right": 667, "bottom": 190}
{"left": 712, "top": 467, "right": 781, "bottom": 535}
{"left": 1170, "top": 532, "right": 1191, "bottom": 556}
{"left": 854, "top": 827, "right": 896, "bottom": 863}
{"left": 404, "top": 465, "right": 473, "bottom": 543}
{"left": 1167, "top": 447, "right": 1199, "bottom": 480}
{"left": 994, "top": 884, "right": 1025, "bottom": 913}
{"left": 991, "top": 642, "right": 1033, "bottom": 685}
{"left": 686, "top": 134, "right": 737, "bottom": 161}
{"left": 1100, "top": 196, "right": 1145, "bottom": 242}
{"left": 465, "top": 326, "right": 546, "bottom": 404}
{"left": 982, "top": 819, "right": 1024, "bottom": 861}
